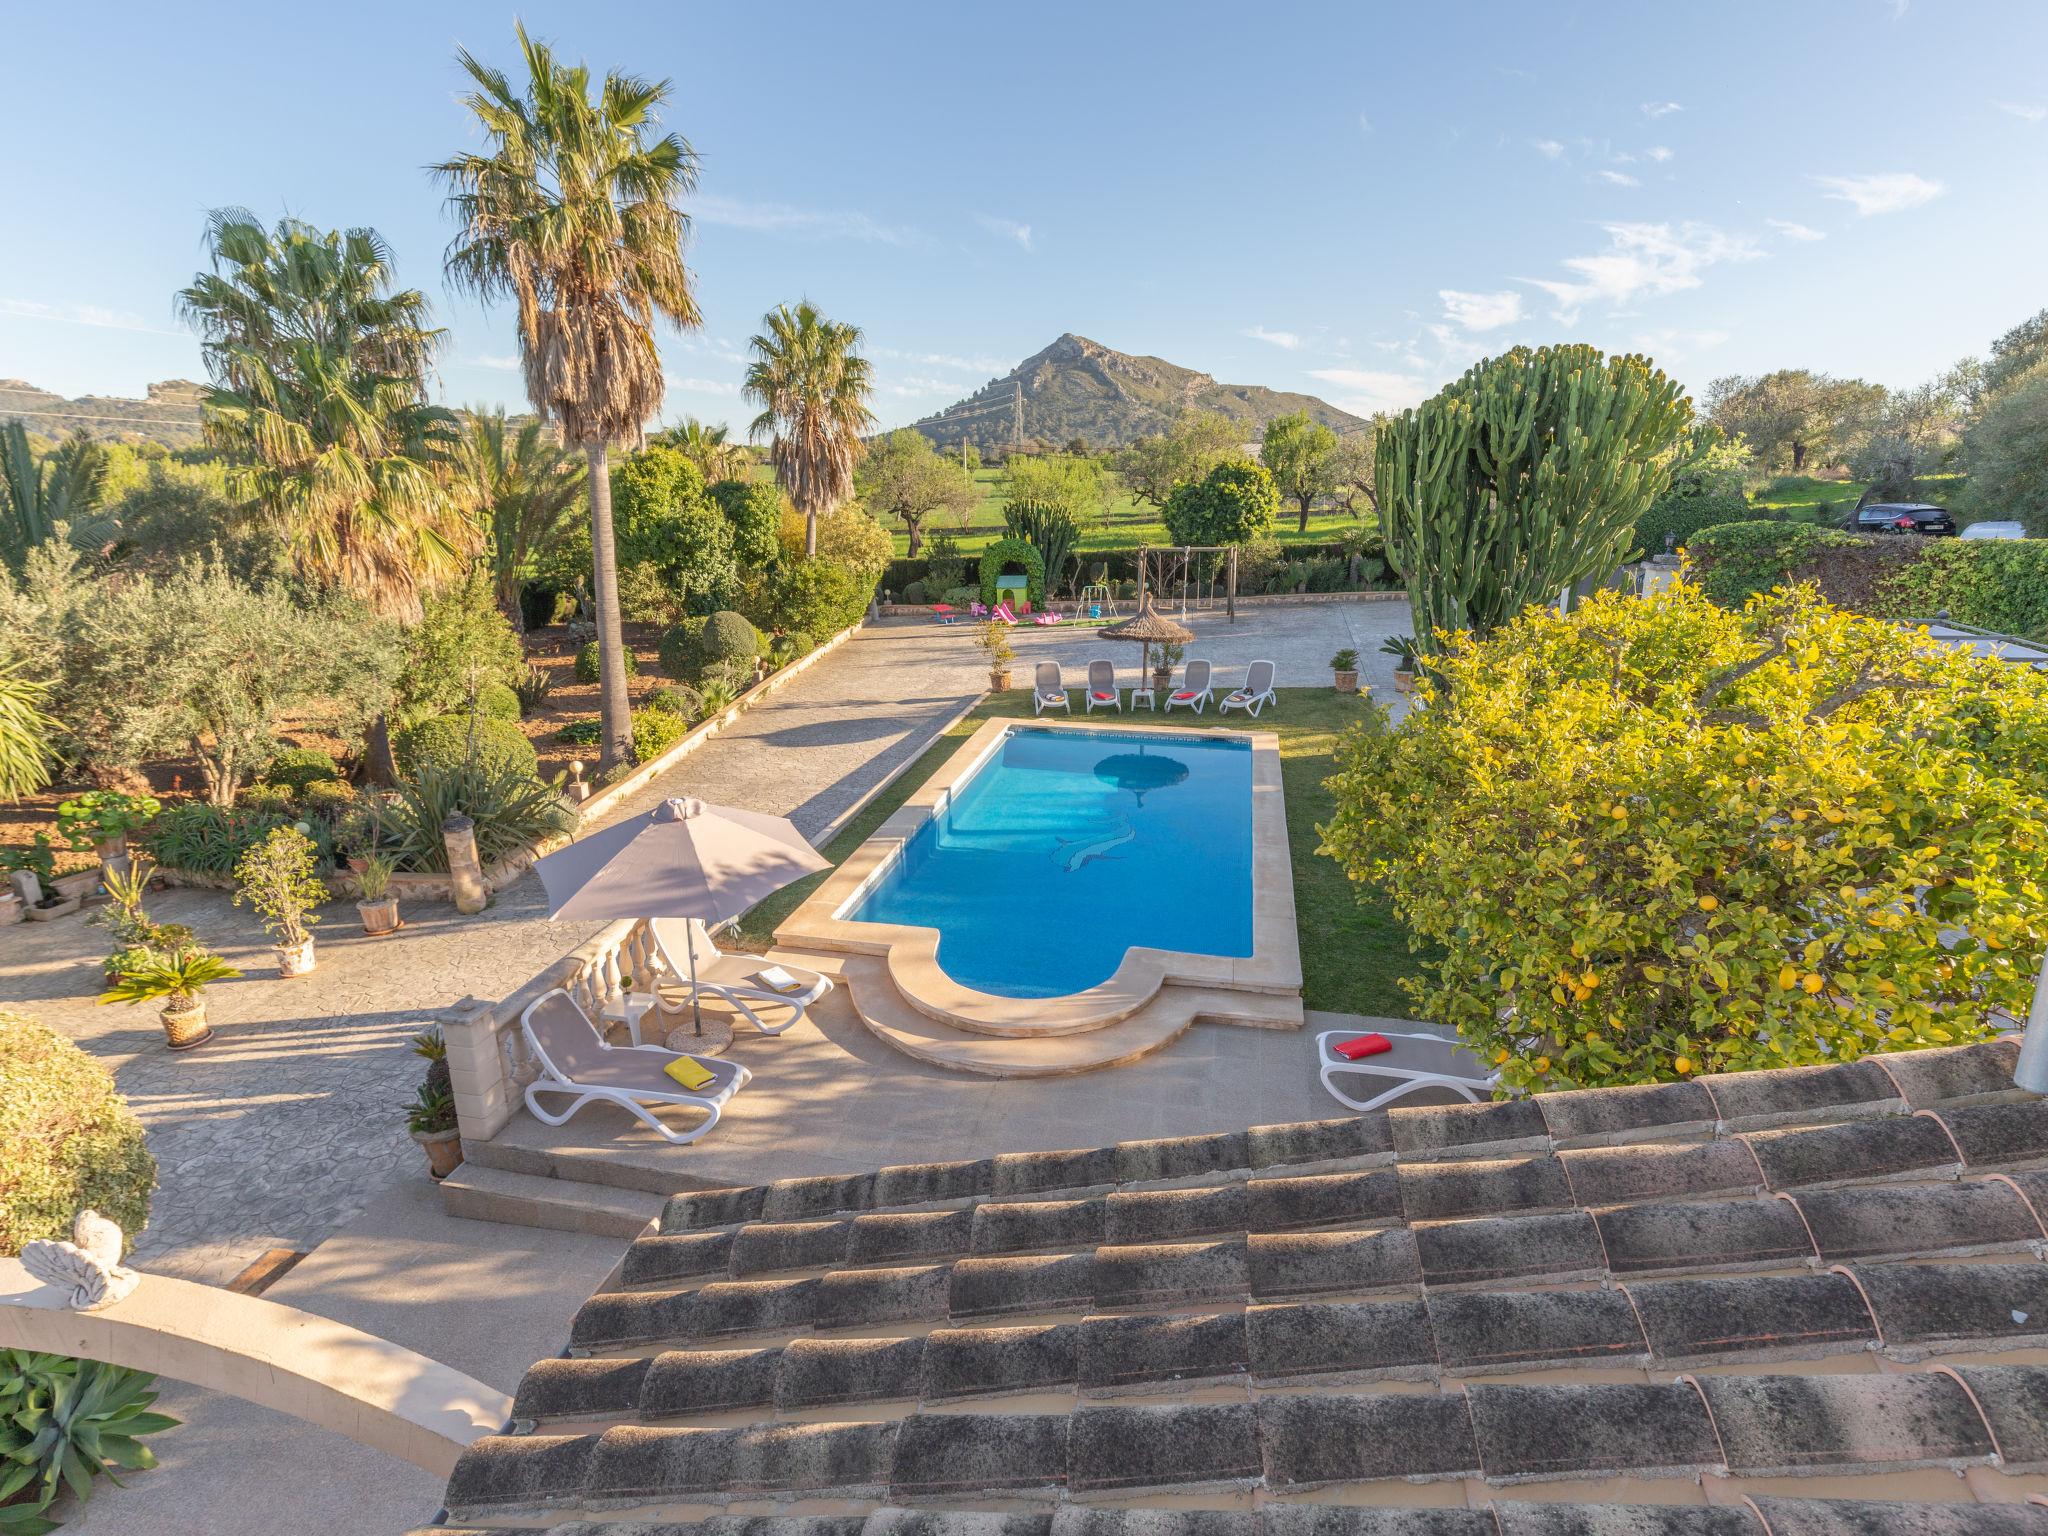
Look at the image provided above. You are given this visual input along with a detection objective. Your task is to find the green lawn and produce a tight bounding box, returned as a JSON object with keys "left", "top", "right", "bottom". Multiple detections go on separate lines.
{"left": 733, "top": 689, "right": 1428, "bottom": 1017}
{"left": 894, "top": 468, "right": 1371, "bottom": 557}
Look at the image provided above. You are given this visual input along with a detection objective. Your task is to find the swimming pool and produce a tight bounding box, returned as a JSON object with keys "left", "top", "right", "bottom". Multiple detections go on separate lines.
{"left": 844, "top": 725, "right": 1255, "bottom": 997}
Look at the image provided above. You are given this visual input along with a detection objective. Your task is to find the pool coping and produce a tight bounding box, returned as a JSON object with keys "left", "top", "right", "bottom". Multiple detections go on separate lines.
{"left": 774, "top": 716, "right": 1300, "bottom": 1035}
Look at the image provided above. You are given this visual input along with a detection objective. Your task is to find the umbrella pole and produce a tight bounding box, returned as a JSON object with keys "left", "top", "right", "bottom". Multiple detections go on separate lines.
{"left": 691, "top": 923, "right": 703, "bottom": 1037}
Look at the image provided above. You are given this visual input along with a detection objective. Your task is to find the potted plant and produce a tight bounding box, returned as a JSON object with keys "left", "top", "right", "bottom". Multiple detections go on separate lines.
{"left": 356, "top": 852, "right": 401, "bottom": 936}
{"left": 1153, "top": 640, "right": 1185, "bottom": 696}
{"left": 1382, "top": 634, "right": 1420, "bottom": 694}
{"left": 978, "top": 618, "right": 1015, "bottom": 690}
{"left": 57, "top": 789, "right": 161, "bottom": 867}
{"left": 405, "top": 1029, "right": 463, "bottom": 1178}
{"left": 1330, "top": 648, "right": 1360, "bottom": 694}
{"left": 94, "top": 856, "right": 195, "bottom": 983}
{"left": 99, "top": 947, "right": 243, "bottom": 1050}
{"left": 4, "top": 834, "right": 76, "bottom": 921}
{"left": 232, "top": 824, "right": 327, "bottom": 977}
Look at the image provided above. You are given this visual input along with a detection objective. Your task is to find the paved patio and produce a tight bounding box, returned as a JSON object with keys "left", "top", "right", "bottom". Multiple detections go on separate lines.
{"left": 3, "top": 600, "right": 1406, "bottom": 1283}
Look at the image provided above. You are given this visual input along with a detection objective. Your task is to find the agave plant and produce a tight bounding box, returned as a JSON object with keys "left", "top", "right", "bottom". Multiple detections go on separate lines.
{"left": 360, "top": 761, "right": 575, "bottom": 873}
{"left": 0, "top": 1351, "right": 179, "bottom": 1533}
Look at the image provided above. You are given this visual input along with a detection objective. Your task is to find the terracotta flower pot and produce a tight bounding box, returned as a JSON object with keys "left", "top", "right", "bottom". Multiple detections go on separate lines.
{"left": 1151, "top": 667, "right": 1172, "bottom": 693}
{"left": 0, "top": 894, "right": 19, "bottom": 927}
{"left": 413, "top": 1127, "right": 464, "bottom": 1180}
{"left": 989, "top": 667, "right": 1011, "bottom": 690}
{"left": 1393, "top": 668, "right": 1415, "bottom": 695}
{"left": 358, "top": 896, "right": 402, "bottom": 936}
{"left": 276, "top": 936, "right": 317, "bottom": 977}
{"left": 161, "top": 999, "right": 212, "bottom": 1051}
{"left": 1333, "top": 669, "right": 1359, "bottom": 694}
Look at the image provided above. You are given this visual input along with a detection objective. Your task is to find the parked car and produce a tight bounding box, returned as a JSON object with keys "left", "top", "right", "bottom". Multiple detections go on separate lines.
{"left": 1851, "top": 502, "right": 1956, "bottom": 536}
{"left": 1960, "top": 520, "right": 2029, "bottom": 540}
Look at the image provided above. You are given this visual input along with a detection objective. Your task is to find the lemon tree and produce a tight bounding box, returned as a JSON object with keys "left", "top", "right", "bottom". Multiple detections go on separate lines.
{"left": 1321, "top": 581, "right": 2048, "bottom": 1092}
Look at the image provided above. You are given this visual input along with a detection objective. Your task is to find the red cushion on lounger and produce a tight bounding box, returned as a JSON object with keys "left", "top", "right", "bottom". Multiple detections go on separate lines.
{"left": 1333, "top": 1033, "right": 1392, "bottom": 1060}
{"left": 1092, "top": 691, "right": 1115, "bottom": 701}
{"left": 1171, "top": 690, "right": 1199, "bottom": 701}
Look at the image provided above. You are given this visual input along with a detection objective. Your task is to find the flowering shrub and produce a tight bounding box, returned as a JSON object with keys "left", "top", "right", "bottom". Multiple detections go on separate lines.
{"left": 1321, "top": 582, "right": 2048, "bottom": 1092}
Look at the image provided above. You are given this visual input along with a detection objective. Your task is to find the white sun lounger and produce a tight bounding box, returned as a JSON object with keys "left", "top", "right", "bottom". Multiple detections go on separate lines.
{"left": 520, "top": 988, "right": 751, "bottom": 1145}
{"left": 1084, "top": 658, "right": 1121, "bottom": 713}
{"left": 1316, "top": 1028, "right": 1499, "bottom": 1113}
{"left": 649, "top": 918, "right": 832, "bottom": 1036}
{"left": 1033, "top": 661, "right": 1071, "bottom": 716}
{"left": 1219, "top": 659, "right": 1277, "bottom": 717}
{"left": 1163, "top": 658, "right": 1213, "bottom": 714}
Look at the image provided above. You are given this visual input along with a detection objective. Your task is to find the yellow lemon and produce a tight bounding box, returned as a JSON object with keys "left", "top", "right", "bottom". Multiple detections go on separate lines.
{"left": 1875, "top": 978, "right": 1897, "bottom": 996}
{"left": 1697, "top": 894, "right": 1718, "bottom": 912}
{"left": 1674, "top": 1055, "right": 1693, "bottom": 1075}
{"left": 1533, "top": 1056, "right": 1552, "bottom": 1074}
{"left": 1790, "top": 807, "right": 1810, "bottom": 822}
{"left": 1571, "top": 853, "right": 1587, "bottom": 867}
{"left": 1823, "top": 808, "right": 1844, "bottom": 824}
{"left": 1778, "top": 963, "right": 1799, "bottom": 990}
{"left": 1802, "top": 972, "right": 1826, "bottom": 994}
{"left": 1494, "top": 1047, "right": 1510, "bottom": 1064}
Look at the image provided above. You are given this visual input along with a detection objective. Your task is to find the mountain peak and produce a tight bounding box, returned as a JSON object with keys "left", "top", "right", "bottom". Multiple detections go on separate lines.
{"left": 914, "top": 336, "right": 1364, "bottom": 453}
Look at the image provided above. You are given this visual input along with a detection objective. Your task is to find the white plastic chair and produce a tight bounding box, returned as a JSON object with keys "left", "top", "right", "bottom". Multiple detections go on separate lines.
{"left": 520, "top": 989, "right": 751, "bottom": 1145}
{"left": 647, "top": 918, "right": 831, "bottom": 1036}
{"left": 1163, "top": 659, "right": 1213, "bottom": 714}
{"left": 1219, "top": 660, "right": 1277, "bottom": 717}
{"left": 1316, "top": 1028, "right": 1499, "bottom": 1112}
{"left": 1034, "top": 661, "right": 1071, "bottom": 716}
{"left": 1084, "top": 659, "right": 1121, "bottom": 713}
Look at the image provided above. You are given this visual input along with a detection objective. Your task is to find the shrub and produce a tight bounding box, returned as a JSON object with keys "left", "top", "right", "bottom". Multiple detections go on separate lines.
{"left": 55, "top": 789, "right": 161, "bottom": 850}
{"left": 511, "top": 662, "right": 553, "bottom": 714}
{"left": 1874, "top": 540, "right": 2048, "bottom": 640}
{"left": 395, "top": 565, "right": 525, "bottom": 722}
{"left": 902, "top": 580, "right": 929, "bottom": 605}
{"left": 574, "top": 640, "right": 601, "bottom": 684}
{"left": 976, "top": 537, "right": 1047, "bottom": 607}
{"left": 362, "top": 761, "right": 575, "bottom": 872}
{"left": 1682, "top": 521, "right": 1860, "bottom": 608}
{"left": 751, "top": 558, "right": 873, "bottom": 640}
{"left": 941, "top": 585, "right": 980, "bottom": 610}
{"left": 0, "top": 1009, "right": 155, "bottom": 1255}
{"left": 232, "top": 825, "right": 326, "bottom": 947}
{"left": 1633, "top": 489, "right": 1752, "bottom": 558}
{"left": 632, "top": 706, "right": 690, "bottom": 763}
{"left": 1305, "top": 557, "right": 1349, "bottom": 593}
{"left": 1960, "top": 360, "right": 2048, "bottom": 535}
{"left": 657, "top": 617, "right": 708, "bottom": 681}
{"left": 299, "top": 778, "right": 355, "bottom": 818}
{"left": 557, "top": 718, "right": 603, "bottom": 746}
{"left": 703, "top": 610, "right": 764, "bottom": 665}
{"left": 393, "top": 715, "right": 539, "bottom": 782}
{"left": 708, "top": 478, "right": 785, "bottom": 570}
{"left": 260, "top": 747, "right": 342, "bottom": 794}
{"left": 240, "top": 782, "right": 298, "bottom": 816}
{"left": 0, "top": 1351, "right": 178, "bottom": 1528}
{"left": 647, "top": 684, "right": 702, "bottom": 722}
{"left": 145, "top": 801, "right": 308, "bottom": 876}
{"left": 1322, "top": 583, "right": 2048, "bottom": 1093}
{"left": 770, "top": 632, "right": 813, "bottom": 666}
{"left": 1162, "top": 460, "right": 1279, "bottom": 547}
{"left": 474, "top": 681, "right": 523, "bottom": 722}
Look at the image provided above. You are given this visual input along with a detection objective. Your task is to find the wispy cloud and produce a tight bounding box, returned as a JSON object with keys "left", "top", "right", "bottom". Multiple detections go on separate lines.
{"left": 1628, "top": 327, "right": 1732, "bottom": 363}
{"left": 1241, "top": 325, "right": 1302, "bottom": 350}
{"left": 1811, "top": 171, "right": 1944, "bottom": 215}
{"left": 1640, "top": 100, "right": 1683, "bottom": 118}
{"left": 1308, "top": 367, "right": 1433, "bottom": 416}
{"left": 1438, "top": 289, "right": 1522, "bottom": 332}
{"left": 1998, "top": 101, "right": 2047, "bottom": 124}
{"left": 469, "top": 354, "right": 521, "bottom": 371}
{"left": 1523, "top": 222, "right": 1763, "bottom": 321}
{"left": 1767, "top": 218, "right": 1827, "bottom": 242}
{"left": 974, "top": 213, "right": 1034, "bottom": 250}
{"left": 873, "top": 347, "right": 1012, "bottom": 374}
{"left": 0, "top": 297, "right": 185, "bottom": 337}
{"left": 663, "top": 374, "right": 742, "bottom": 396}
{"left": 1646, "top": 145, "right": 1674, "bottom": 163}
{"left": 1597, "top": 169, "right": 1640, "bottom": 187}
{"left": 1531, "top": 138, "right": 1565, "bottom": 159}
{"left": 1357, "top": 113, "right": 1374, "bottom": 134}
{"left": 694, "top": 195, "right": 914, "bottom": 245}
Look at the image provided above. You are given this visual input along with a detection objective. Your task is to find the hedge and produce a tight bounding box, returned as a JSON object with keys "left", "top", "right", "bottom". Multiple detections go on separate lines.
{"left": 1, "top": 1009, "right": 155, "bottom": 1255}
{"left": 978, "top": 537, "right": 1046, "bottom": 607}
{"left": 1878, "top": 540, "right": 2048, "bottom": 639}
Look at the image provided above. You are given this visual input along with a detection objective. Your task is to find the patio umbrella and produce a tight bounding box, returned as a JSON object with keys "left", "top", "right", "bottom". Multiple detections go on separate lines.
{"left": 1099, "top": 595, "right": 1195, "bottom": 682}
{"left": 1094, "top": 749, "right": 1189, "bottom": 806}
{"left": 533, "top": 796, "right": 829, "bottom": 1036}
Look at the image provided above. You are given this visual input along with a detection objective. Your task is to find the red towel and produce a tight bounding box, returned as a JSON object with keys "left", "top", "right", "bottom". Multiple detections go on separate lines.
{"left": 1333, "top": 1033, "right": 1392, "bottom": 1060}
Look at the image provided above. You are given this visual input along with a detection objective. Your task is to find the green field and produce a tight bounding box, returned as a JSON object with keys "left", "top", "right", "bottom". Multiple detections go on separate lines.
{"left": 1749, "top": 472, "right": 1973, "bottom": 522}
{"left": 733, "top": 689, "right": 1430, "bottom": 1018}
{"left": 891, "top": 468, "right": 1373, "bottom": 557}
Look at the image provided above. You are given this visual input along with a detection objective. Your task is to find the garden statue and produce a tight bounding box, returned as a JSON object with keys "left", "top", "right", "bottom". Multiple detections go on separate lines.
{"left": 21, "top": 1209, "right": 139, "bottom": 1311}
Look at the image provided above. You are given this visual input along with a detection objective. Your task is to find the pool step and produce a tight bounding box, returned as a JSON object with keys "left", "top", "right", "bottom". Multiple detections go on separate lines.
{"left": 823, "top": 951, "right": 1300, "bottom": 1078}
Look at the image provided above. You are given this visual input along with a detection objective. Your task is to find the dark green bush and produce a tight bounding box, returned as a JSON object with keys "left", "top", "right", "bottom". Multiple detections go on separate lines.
{"left": 1682, "top": 522, "right": 1862, "bottom": 607}
{"left": 1162, "top": 460, "right": 1279, "bottom": 547}
{"left": 573, "top": 640, "right": 638, "bottom": 685}
{"left": 902, "top": 580, "right": 929, "bottom": 605}
{"left": 1632, "top": 489, "right": 1752, "bottom": 558}
{"left": 703, "top": 610, "right": 763, "bottom": 664}
{"left": 557, "top": 719, "right": 603, "bottom": 746}
{"left": 659, "top": 610, "right": 763, "bottom": 680}
{"left": 300, "top": 779, "right": 355, "bottom": 818}
{"left": 260, "top": 746, "right": 342, "bottom": 794}
{"left": 770, "top": 631, "right": 814, "bottom": 666}
{"left": 632, "top": 706, "right": 690, "bottom": 763}
{"left": 647, "top": 685, "right": 702, "bottom": 721}
{"left": 708, "top": 478, "right": 785, "bottom": 570}
{"left": 474, "top": 681, "right": 522, "bottom": 722}
{"left": 1876, "top": 540, "right": 2048, "bottom": 639}
{"left": 146, "top": 802, "right": 308, "bottom": 876}
{"left": 975, "top": 537, "right": 1046, "bottom": 607}
{"left": 394, "top": 715, "right": 539, "bottom": 781}
{"left": 362, "top": 762, "right": 574, "bottom": 873}
{"left": 1, "top": 1009, "right": 156, "bottom": 1256}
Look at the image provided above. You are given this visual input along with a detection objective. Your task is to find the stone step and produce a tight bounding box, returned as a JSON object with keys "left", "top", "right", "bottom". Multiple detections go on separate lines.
{"left": 438, "top": 1161, "right": 664, "bottom": 1239}
{"left": 835, "top": 954, "right": 1299, "bottom": 1078}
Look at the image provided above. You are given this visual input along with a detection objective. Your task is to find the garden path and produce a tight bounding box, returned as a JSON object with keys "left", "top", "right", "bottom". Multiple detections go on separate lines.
{"left": 1, "top": 601, "right": 1405, "bottom": 1283}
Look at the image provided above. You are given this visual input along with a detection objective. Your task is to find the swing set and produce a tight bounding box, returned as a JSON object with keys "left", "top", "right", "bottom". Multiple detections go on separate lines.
{"left": 1135, "top": 544, "right": 1239, "bottom": 622}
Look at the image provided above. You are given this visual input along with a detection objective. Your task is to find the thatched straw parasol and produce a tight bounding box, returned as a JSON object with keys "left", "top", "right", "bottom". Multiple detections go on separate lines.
{"left": 1100, "top": 595, "right": 1195, "bottom": 681}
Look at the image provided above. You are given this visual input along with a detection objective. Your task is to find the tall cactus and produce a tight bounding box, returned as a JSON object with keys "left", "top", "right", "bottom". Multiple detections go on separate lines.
{"left": 1377, "top": 345, "right": 1692, "bottom": 649}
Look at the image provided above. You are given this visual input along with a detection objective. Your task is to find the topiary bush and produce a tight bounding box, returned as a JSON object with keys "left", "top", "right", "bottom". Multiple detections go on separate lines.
{"left": 976, "top": 537, "right": 1046, "bottom": 608}
{"left": 474, "top": 681, "right": 523, "bottom": 722}
{"left": 1632, "top": 489, "right": 1752, "bottom": 559}
{"left": 1322, "top": 582, "right": 2048, "bottom": 1094}
{"left": 702, "top": 610, "right": 765, "bottom": 667}
{"left": 1, "top": 1009, "right": 156, "bottom": 1256}
{"left": 657, "top": 617, "right": 708, "bottom": 681}
{"left": 260, "top": 746, "right": 342, "bottom": 794}
{"left": 394, "top": 715, "right": 539, "bottom": 782}
{"left": 902, "top": 580, "right": 929, "bottom": 605}
{"left": 631, "top": 706, "right": 690, "bottom": 763}
{"left": 647, "top": 685, "right": 702, "bottom": 722}
{"left": 1162, "top": 460, "right": 1280, "bottom": 549}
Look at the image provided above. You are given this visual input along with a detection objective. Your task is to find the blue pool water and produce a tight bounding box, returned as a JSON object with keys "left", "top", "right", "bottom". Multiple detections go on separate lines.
{"left": 846, "top": 727, "right": 1255, "bottom": 997}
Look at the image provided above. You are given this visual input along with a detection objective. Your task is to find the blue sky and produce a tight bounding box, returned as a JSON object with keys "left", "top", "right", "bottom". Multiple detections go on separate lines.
{"left": 4, "top": 0, "right": 2044, "bottom": 436}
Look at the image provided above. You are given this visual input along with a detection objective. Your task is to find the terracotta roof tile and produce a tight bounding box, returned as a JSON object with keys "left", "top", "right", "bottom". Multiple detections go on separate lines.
{"left": 1926, "top": 1099, "right": 2048, "bottom": 1170}
{"left": 971, "top": 1199, "right": 1107, "bottom": 1256}
{"left": 1247, "top": 1226, "right": 1420, "bottom": 1298}
{"left": 920, "top": 1324, "right": 1078, "bottom": 1403}
{"left": 1697, "top": 1060, "right": 1903, "bottom": 1130}
{"left": 1413, "top": 1211, "right": 1605, "bottom": 1287}
{"left": 1262, "top": 1509, "right": 1493, "bottom": 1536}
{"left": 1426, "top": 1287, "right": 1647, "bottom": 1374}
{"left": 1533, "top": 1079, "right": 1719, "bottom": 1147}
{"left": 640, "top": 1347, "right": 779, "bottom": 1418}
{"left": 991, "top": 1147, "right": 1123, "bottom": 1198}
{"left": 776, "top": 1337, "right": 926, "bottom": 1409}
{"left": 888, "top": 1413, "right": 1066, "bottom": 1499}
{"left": 949, "top": 1254, "right": 1097, "bottom": 1319}
{"left": 1397, "top": 1155, "right": 1574, "bottom": 1221}
{"left": 763, "top": 1173, "right": 879, "bottom": 1224}
{"left": 1103, "top": 1185, "right": 1250, "bottom": 1245}
{"left": 1740, "top": 1497, "right": 2045, "bottom": 1535}
{"left": 1387, "top": 1098, "right": 1550, "bottom": 1161}
{"left": 1110, "top": 1132, "right": 1250, "bottom": 1187}
{"left": 1245, "top": 1114, "right": 1395, "bottom": 1171}
{"left": 731, "top": 1220, "right": 855, "bottom": 1277}
{"left": 510, "top": 1356, "right": 651, "bottom": 1428}
{"left": 444, "top": 1432, "right": 596, "bottom": 1516}
{"left": 1465, "top": 1380, "right": 1722, "bottom": 1482}
{"left": 1785, "top": 1180, "right": 2042, "bottom": 1263}
{"left": 1868, "top": 1039, "right": 2025, "bottom": 1109}
{"left": 1068, "top": 1402, "right": 1260, "bottom": 1495}
{"left": 1847, "top": 1262, "right": 2048, "bottom": 1360}
{"left": 621, "top": 1230, "right": 735, "bottom": 1285}
{"left": 1623, "top": 1273, "right": 1874, "bottom": 1366}
{"left": 1938, "top": 1364, "right": 2048, "bottom": 1473}
{"left": 870, "top": 1159, "right": 995, "bottom": 1207}
{"left": 1076, "top": 1311, "right": 1247, "bottom": 1394}
{"left": 1092, "top": 1239, "right": 1249, "bottom": 1310}
{"left": 660, "top": 1185, "right": 767, "bottom": 1233}
{"left": 1559, "top": 1139, "right": 1764, "bottom": 1206}
{"left": 1595, "top": 1196, "right": 1816, "bottom": 1276}
{"left": 1689, "top": 1372, "right": 1992, "bottom": 1476}
{"left": 1741, "top": 1116, "right": 1961, "bottom": 1189}
{"left": 847, "top": 1208, "right": 977, "bottom": 1267}
{"left": 1256, "top": 1390, "right": 1479, "bottom": 1489}
{"left": 1244, "top": 1299, "right": 1436, "bottom": 1385}
{"left": 1242, "top": 1170, "right": 1402, "bottom": 1231}
{"left": 1493, "top": 1504, "right": 1761, "bottom": 1536}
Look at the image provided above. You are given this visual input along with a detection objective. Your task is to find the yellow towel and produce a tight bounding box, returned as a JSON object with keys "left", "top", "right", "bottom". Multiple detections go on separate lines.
{"left": 664, "top": 1055, "right": 717, "bottom": 1091}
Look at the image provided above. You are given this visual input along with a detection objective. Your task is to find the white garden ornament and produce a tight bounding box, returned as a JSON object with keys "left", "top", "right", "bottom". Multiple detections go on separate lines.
{"left": 20, "top": 1209, "right": 139, "bottom": 1310}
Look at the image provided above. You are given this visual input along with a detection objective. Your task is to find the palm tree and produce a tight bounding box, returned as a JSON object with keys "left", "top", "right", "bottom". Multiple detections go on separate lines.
{"left": 743, "top": 302, "right": 875, "bottom": 556}
{"left": 0, "top": 423, "right": 114, "bottom": 571}
{"left": 436, "top": 23, "right": 701, "bottom": 770}
{"left": 177, "top": 209, "right": 468, "bottom": 621}
{"left": 455, "top": 407, "right": 587, "bottom": 632}
{"left": 658, "top": 416, "right": 748, "bottom": 483}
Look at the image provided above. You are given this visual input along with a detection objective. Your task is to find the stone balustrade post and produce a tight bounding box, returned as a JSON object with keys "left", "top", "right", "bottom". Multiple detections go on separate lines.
{"left": 442, "top": 813, "right": 487, "bottom": 915}
{"left": 442, "top": 995, "right": 518, "bottom": 1142}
